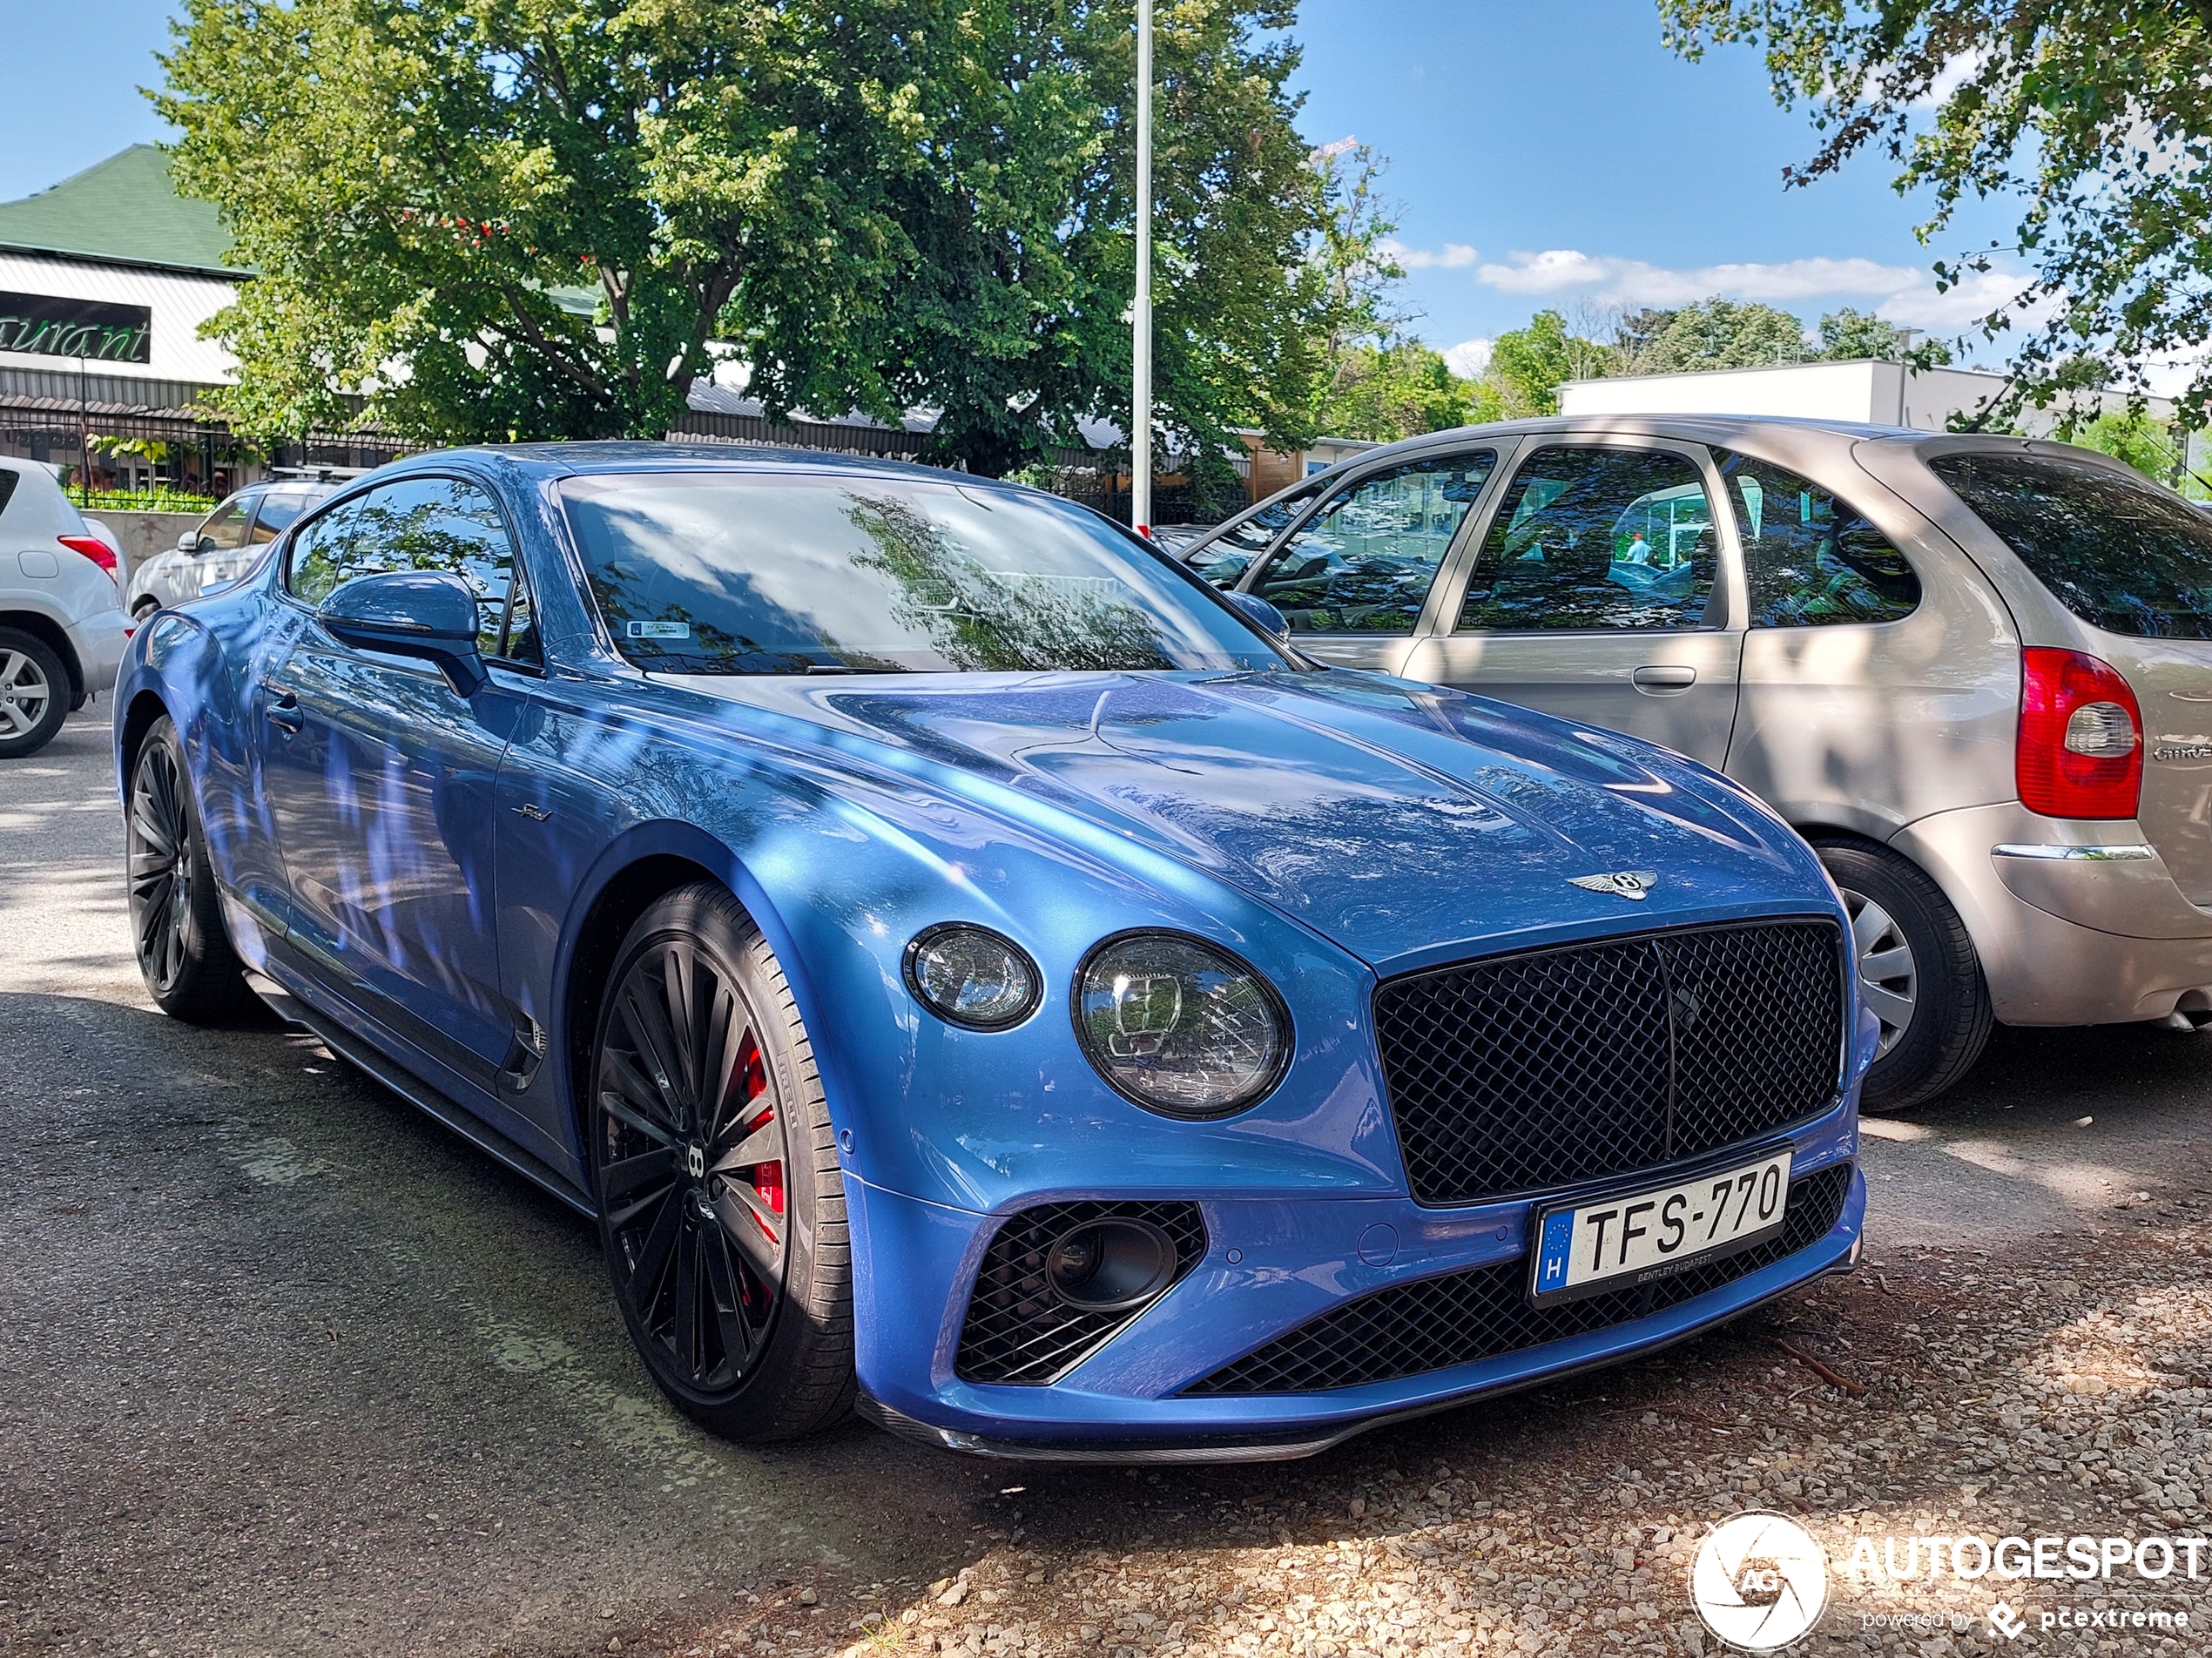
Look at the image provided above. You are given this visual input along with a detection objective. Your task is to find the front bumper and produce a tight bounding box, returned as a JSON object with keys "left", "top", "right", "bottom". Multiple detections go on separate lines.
{"left": 845, "top": 1104, "right": 1862, "bottom": 1458}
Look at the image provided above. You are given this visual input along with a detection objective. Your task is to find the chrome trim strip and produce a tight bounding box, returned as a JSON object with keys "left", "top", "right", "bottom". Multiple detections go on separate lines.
{"left": 1991, "top": 843, "right": 2156, "bottom": 862}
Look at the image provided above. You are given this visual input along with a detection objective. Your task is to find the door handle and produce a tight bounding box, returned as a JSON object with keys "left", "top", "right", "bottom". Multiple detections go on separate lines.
{"left": 1631, "top": 664, "right": 1697, "bottom": 695}
{"left": 266, "top": 691, "right": 304, "bottom": 733}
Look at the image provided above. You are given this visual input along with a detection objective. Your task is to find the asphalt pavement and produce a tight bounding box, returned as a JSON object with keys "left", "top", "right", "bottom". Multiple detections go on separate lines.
{"left": 5, "top": 702, "right": 2211, "bottom": 1657}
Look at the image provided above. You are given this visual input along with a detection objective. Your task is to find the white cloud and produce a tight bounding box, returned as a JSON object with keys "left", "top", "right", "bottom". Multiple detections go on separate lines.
{"left": 1382, "top": 237, "right": 1478, "bottom": 271}
{"left": 1873, "top": 269, "right": 2033, "bottom": 331}
{"left": 1907, "top": 48, "right": 1990, "bottom": 109}
{"left": 1445, "top": 338, "right": 1494, "bottom": 377}
{"left": 1476, "top": 249, "right": 1615, "bottom": 293}
{"left": 1474, "top": 248, "right": 1927, "bottom": 307}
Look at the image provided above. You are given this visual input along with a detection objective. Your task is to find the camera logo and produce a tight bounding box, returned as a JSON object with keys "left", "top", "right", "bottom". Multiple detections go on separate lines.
{"left": 1690, "top": 1512, "right": 1831, "bottom": 1651}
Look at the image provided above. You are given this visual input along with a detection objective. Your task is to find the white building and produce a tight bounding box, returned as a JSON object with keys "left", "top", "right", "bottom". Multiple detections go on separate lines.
{"left": 1557, "top": 357, "right": 2175, "bottom": 436}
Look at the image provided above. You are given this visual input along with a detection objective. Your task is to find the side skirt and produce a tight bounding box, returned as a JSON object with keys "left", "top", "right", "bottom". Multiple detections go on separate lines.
{"left": 246, "top": 969, "right": 597, "bottom": 1220}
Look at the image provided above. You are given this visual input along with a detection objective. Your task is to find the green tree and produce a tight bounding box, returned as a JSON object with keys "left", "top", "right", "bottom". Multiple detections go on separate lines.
{"left": 2067, "top": 409, "right": 2184, "bottom": 488}
{"left": 1817, "top": 307, "right": 1917, "bottom": 363}
{"left": 1660, "top": 0, "right": 2212, "bottom": 424}
{"left": 158, "top": 0, "right": 930, "bottom": 446}
{"left": 876, "top": 0, "right": 1329, "bottom": 478}
{"left": 1480, "top": 310, "right": 1613, "bottom": 416}
{"left": 1318, "top": 340, "right": 1472, "bottom": 441}
{"left": 1637, "top": 299, "right": 1808, "bottom": 371}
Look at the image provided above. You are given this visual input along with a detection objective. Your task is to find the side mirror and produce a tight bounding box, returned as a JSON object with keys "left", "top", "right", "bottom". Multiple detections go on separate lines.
{"left": 317, "top": 570, "right": 489, "bottom": 698}
{"left": 1225, "top": 590, "right": 1290, "bottom": 637}
{"left": 178, "top": 532, "right": 206, "bottom": 553}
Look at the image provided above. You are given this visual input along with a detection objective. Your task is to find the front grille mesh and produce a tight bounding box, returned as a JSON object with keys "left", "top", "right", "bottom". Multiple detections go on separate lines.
{"left": 1187, "top": 1163, "right": 1853, "bottom": 1395}
{"left": 955, "top": 1202, "right": 1207, "bottom": 1385}
{"left": 1375, "top": 920, "right": 1844, "bottom": 1206}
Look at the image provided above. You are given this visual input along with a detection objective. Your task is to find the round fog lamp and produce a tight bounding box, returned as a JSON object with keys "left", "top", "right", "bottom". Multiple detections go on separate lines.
{"left": 1043, "top": 1217, "right": 1178, "bottom": 1311}
{"left": 904, "top": 924, "right": 1042, "bottom": 1029}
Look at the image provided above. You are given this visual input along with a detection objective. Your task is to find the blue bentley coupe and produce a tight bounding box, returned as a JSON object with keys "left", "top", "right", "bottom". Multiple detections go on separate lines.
{"left": 115, "top": 444, "right": 1870, "bottom": 1458}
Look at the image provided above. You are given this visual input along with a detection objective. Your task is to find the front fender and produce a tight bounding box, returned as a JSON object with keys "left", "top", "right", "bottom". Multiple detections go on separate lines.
{"left": 496, "top": 688, "right": 1409, "bottom": 1223}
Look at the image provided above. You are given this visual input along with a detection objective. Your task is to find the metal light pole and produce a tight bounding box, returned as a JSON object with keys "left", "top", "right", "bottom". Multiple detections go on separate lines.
{"left": 1131, "top": 0, "right": 1152, "bottom": 538}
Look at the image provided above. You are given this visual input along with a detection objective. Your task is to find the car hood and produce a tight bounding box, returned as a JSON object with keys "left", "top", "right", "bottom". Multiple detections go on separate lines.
{"left": 663, "top": 670, "right": 1824, "bottom": 972}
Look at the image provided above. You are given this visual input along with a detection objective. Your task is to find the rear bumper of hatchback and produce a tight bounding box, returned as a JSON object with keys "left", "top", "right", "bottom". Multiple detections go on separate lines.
{"left": 1898, "top": 802, "right": 2212, "bottom": 1025}
{"left": 66, "top": 606, "right": 131, "bottom": 699}
{"left": 844, "top": 1104, "right": 1863, "bottom": 1459}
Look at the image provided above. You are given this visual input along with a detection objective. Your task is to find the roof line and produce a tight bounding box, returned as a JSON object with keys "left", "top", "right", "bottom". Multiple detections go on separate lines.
{"left": 0, "top": 241, "right": 250, "bottom": 281}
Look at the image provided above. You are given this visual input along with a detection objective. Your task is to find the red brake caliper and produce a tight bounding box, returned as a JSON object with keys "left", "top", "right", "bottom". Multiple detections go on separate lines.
{"left": 736, "top": 1039, "right": 782, "bottom": 1240}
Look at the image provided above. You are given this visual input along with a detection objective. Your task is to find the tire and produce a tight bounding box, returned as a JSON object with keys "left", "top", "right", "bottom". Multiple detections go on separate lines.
{"left": 0, "top": 628, "right": 70, "bottom": 758}
{"left": 1816, "top": 839, "right": 1992, "bottom": 1114}
{"left": 588, "top": 883, "right": 853, "bottom": 1441}
{"left": 126, "top": 714, "right": 254, "bottom": 1021}
{"left": 132, "top": 597, "right": 159, "bottom": 623}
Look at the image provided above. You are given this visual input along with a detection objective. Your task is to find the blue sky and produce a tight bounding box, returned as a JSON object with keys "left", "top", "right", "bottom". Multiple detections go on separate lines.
{"left": 2, "top": 0, "right": 2019, "bottom": 368}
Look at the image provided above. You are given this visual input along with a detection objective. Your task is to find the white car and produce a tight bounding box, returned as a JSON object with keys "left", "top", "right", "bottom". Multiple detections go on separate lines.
{"left": 0, "top": 457, "right": 130, "bottom": 758}
{"left": 126, "top": 479, "right": 338, "bottom": 620}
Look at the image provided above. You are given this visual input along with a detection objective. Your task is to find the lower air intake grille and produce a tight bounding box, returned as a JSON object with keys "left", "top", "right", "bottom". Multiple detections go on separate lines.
{"left": 955, "top": 1201, "right": 1207, "bottom": 1385}
{"left": 1186, "top": 1163, "right": 1852, "bottom": 1396}
{"left": 1374, "top": 919, "right": 1845, "bottom": 1205}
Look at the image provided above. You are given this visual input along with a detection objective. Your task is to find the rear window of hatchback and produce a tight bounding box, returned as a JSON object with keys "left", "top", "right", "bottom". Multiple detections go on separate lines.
{"left": 1929, "top": 450, "right": 2212, "bottom": 639}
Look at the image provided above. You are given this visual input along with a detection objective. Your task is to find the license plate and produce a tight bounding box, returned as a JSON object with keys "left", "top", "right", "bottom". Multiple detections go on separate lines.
{"left": 1527, "top": 1149, "right": 1793, "bottom": 1306}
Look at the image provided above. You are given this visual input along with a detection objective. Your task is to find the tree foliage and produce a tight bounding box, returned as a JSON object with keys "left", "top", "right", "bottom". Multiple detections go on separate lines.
{"left": 1634, "top": 298, "right": 1808, "bottom": 371}
{"left": 1318, "top": 341, "right": 1471, "bottom": 440}
{"left": 1469, "top": 310, "right": 1612, "bottom": 417}
{"left": 159, "top": 0, "right": 935, "bottom": 445}
{"left": 1817, "top": 306, "right": 1938, "bottom": 363}
{"left": 1659, "top": 0, "right": 2212, "bottom": 423}
{"left": 883, "top": 0, "right": 1327, "bottom": 476}
{"left": 159, "top": 0, "right": 1333, "bottom": 475}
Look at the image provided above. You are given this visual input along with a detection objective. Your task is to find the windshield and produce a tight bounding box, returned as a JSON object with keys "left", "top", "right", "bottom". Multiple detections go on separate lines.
{"left": 562, "top": 472, "right": 1287, "bottom": 675}
{"left": 1929, "top": 452, "right": 2212, "bottom": 639}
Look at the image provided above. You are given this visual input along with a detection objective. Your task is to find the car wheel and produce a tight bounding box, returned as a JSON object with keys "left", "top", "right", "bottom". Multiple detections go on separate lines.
{"left": 126, "top": 715, "right": 254, "bottom": 1021}
{"left": 0, "top": 628, "right": 70, "bottom": 758}
{"left": 1816, "top": 839, "right": 1992, "bottom": 1114}
{"left": 588, "top": 882, "right": 853, "bottom": 1441}
{"left": 132, "top": 597, "right": 159, "bottom": 623}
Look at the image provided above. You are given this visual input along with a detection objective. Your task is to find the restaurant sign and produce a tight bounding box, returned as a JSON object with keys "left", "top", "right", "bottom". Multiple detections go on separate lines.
{"left": 0, "top": 292, "right": 152, "bottom": 364}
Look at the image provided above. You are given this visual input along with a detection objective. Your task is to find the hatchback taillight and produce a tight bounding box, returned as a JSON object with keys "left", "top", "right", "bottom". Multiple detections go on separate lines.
{"left": 2018, "top": 647, "right": 2142, "bottom": 819}
{"left": 57, "top": 534, "right": 118, "bottom": 583}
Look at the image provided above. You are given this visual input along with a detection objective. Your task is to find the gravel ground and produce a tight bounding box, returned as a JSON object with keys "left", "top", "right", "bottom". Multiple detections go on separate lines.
{"left": 626, "top": 1217, "right": 2212, "bottom": 1658}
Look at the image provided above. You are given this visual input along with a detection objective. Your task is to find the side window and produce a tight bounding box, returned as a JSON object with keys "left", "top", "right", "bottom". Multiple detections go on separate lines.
{"left": 196, "top": 495, "right": 255, "bottom": 551}
{"left": 1457, "top": 447, "right": 1716, "bottom": 632}
{"left": 288, "top": 476, "right": 518, "bottom": 657}
{"left": 1188, "top": 479, "right": 1326, "bottom": 589}
{"left": 245, "top": 488, "right": 311, "bottom": 545}
{"left": 1250, "top": 453, "right": 1495, "bottom": 633}
{"left": 498, "top": 560, "right": 543, "bottom": 666}
{"left": 1718, "top": 454, "right": 1921, "bottom": 627}
{"left": 287, "top": 498, "right": 361, "bottom": 600}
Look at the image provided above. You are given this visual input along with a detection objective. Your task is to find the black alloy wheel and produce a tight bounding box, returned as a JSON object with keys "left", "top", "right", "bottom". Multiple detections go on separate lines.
{"left": 126, "top": 714, "right": 252, "bottom": 1021}
{"left": 590, "top": 884, "right": 853, "bottom": 1439}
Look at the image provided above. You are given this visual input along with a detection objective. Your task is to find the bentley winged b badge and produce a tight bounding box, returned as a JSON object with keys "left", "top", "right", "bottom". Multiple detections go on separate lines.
{"left": 1568, "top": 870, "right": 1658, "bottom": 900}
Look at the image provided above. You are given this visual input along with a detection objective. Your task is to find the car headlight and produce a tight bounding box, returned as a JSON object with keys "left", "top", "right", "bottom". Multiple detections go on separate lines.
{"left": 904, "top": 923, "right": 1042, "bottom": 1029}
{"left": 1073, "top": 932, "right": 1291, "bottom": 1116}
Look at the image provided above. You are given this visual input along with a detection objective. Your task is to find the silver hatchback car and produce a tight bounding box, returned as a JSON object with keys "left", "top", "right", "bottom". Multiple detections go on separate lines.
{"left": 1182, "top": 414, "right": 2212, "bottom": 1111}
